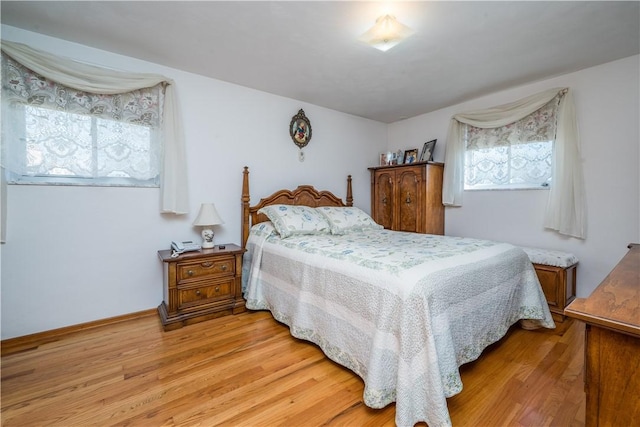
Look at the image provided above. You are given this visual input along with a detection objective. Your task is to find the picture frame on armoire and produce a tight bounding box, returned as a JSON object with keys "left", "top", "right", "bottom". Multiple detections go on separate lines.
{"left": 404, "top": 148, "right": 418, "bottom": 164}
{"left": 379, "top": 152, "right": 389, "bottom": 166}
{"left": 420, "top": 139, "right": 437, "bottom": 162}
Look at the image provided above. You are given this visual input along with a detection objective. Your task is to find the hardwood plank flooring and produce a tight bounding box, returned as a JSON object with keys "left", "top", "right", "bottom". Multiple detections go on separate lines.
{"left": 1, "top": 311, "right": 585, "bottom": 426}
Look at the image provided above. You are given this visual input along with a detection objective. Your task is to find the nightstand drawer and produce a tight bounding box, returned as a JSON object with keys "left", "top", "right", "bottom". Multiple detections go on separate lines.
{"left": 177, "top": 258, "right": 235, "bottom": 283}
{"left": 178, "top": 280, "right": 233, "bottom": 310}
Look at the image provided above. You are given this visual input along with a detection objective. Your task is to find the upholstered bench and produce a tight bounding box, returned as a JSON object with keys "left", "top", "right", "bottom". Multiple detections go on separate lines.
{"left": 521, "top": 247, "right": 578, "bottom": 322}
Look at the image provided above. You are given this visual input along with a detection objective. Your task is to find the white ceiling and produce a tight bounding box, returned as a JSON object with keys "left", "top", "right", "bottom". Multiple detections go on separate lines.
{"left": 1, "top": 1, "right": 639, "bottom": 123}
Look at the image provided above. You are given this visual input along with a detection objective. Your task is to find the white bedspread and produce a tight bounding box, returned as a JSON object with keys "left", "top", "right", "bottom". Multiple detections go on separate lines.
{"left": 242, "top": 224, "right": 554, "bottom": 427}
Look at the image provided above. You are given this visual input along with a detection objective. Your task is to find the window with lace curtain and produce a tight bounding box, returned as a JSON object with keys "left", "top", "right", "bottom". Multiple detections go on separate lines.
{"left": 464, "top": 96, "right": 559, "bottom": 190}
{"left": 1, "top": 54, "right": 163, "bottom": 187}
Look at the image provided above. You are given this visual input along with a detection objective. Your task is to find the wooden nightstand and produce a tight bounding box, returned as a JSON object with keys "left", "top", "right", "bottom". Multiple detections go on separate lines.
{"left": 157, "top": 244, "right": 246, "bottom": 331}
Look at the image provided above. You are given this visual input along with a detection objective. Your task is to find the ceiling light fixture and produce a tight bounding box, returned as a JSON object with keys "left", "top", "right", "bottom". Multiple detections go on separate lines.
{"left": 359, "top": 14, "right": 414, "bottom": 52}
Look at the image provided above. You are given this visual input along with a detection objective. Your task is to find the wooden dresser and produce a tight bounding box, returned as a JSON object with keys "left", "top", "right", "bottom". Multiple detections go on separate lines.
{"left": 369, "top": 161, "right": 444, "bottom": 235}
{"left": 564, "top": 243, "right": 640, "bottom": 426}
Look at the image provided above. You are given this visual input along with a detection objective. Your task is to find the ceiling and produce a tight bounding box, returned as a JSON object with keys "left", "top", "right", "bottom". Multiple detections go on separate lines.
{"left": 1, "top": 1, "right": 639, "bottom": 123}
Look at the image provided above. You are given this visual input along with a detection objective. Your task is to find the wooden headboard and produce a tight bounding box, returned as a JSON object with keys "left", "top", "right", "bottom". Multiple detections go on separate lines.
{"left": 241, "top": 166, "right": 353, "bottom": 247}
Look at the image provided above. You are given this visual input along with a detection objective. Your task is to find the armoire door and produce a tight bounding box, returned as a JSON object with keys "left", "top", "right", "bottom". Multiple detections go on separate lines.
{"left": 396, "top": 167, "right": 423, "bottom": 232}
{"left": 373, "top": 170, "right": 394, "bottom": 229}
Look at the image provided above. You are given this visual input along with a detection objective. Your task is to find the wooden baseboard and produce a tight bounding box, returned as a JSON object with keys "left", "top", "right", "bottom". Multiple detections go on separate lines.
{"left": 1, "top": 309, "right": 157, "bottom": 357}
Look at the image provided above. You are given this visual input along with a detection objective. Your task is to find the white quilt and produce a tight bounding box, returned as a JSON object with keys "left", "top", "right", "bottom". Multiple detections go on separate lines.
{"left": 242, "top": 223, "right": 555, "bottom": 427}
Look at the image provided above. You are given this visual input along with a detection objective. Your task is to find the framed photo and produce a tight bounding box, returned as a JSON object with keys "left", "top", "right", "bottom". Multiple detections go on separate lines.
{"left": 380, "top": 151, "right": 396, "bottom": 166}
{"left": 389, "top": 151, "right": 398, "bottom": 165}
{"left": 289, "top": 109, "right": 312, "bottom": 149}
{"left": 379, "top": 152, "right": 388, "bottom": 166}
{"left": 419, "top": 139, "right": 437, "bottom": 162}
{"left": 404, "top": 148, "right": 419, "bottom": 164}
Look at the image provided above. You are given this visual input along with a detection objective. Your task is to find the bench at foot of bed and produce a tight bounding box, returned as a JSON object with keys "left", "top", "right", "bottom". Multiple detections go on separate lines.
{"left": 521, "top": 247, "right": 578, "bottom": 322}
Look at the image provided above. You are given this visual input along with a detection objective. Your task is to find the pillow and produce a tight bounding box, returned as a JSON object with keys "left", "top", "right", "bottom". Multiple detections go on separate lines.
{"left": 257, "top": 204, "right": 330, "bottom": 238}
{"left": 250, "top": 221, "right": 278, "bottom": 237}
{"left": 316, "top": 206, "right": 383, "bottom": 235}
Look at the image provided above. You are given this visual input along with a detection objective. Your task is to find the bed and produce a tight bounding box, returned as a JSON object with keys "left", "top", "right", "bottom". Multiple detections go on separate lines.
{"left": 240, "top": 166, "right": 554, "bottom": 427}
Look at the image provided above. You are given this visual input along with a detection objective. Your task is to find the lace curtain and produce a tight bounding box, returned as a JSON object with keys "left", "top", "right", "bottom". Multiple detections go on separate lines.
{"left": 0, "top": 40, "right": 188, "bottom": 214}
{"left": 464, "top": 96, "right": 558, "bottom": 188}
{"left": 443, "top": 87, "right": 586, "bottom": 239}
{"left": 2, "top": 55, "right": 163, "bottom": 181}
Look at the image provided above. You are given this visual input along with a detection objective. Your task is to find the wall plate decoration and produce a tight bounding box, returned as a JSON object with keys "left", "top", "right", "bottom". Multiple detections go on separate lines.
{"left": 290, "top": 109, "right": 312, "bottom": 161}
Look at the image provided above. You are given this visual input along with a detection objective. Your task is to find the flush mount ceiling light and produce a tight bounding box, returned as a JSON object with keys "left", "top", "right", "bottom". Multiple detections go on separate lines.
{"left": 359, "top": 14, "right": 414, "bottom": 52}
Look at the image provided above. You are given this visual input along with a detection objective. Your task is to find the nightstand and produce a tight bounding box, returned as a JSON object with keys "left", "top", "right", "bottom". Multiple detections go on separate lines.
{"left": 157, "top": 244, "right": 246, "bottom": 331}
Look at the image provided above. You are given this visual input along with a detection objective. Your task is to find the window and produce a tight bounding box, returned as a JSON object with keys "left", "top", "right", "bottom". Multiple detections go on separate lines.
{"left": 443, "top": 88, "right": 585, "bottom": 238}
{"left": 463, "top": 96, "right": 559, "bottom": 190}
{"left": 2, "top": 54, "right": 162, "bottom": 187}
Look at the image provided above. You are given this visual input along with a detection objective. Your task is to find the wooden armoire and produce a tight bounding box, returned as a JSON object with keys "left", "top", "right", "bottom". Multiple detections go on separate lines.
{"left": 368, "top": 161, "right": 444, "bottom": 235}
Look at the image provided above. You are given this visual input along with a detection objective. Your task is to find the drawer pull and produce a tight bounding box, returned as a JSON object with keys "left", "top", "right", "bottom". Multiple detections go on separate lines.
{"left": 201, "top": 261, "right": 213, "bottom": 268}
{"left": 187, "top": 270, "right": 194, "bottom": 276}
{"left": 195, "top": 290, "right": 201, "bottom": 296}
{"left": 221, "top": 265, "right": 227, "bottom": 271}
{"left": 215, "top": 286, "right": 220, "bottom": 292}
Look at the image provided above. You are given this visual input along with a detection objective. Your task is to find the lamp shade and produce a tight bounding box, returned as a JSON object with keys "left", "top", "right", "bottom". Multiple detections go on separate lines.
{"left": 359, "top": 14, "right": 414, "bottom": 52}
{"left": 192, "top": 203, "right": 224, "bottom": 226}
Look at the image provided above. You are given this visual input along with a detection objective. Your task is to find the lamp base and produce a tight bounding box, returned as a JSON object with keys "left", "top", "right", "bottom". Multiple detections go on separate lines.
{"left": 201, "top": 228, "right": 215, "bottom": 249}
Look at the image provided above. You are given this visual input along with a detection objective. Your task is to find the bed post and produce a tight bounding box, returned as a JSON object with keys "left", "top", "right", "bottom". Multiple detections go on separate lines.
{"left": 346, "top": 175, "right": 353, "bottom": 207}
{"left": 241, "top": 166, "right": 250, "bottom": 248}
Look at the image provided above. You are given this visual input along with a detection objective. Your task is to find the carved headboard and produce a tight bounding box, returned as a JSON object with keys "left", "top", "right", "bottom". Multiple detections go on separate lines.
{"left": 241, "top": 166, "right": 353, "bottom": 247}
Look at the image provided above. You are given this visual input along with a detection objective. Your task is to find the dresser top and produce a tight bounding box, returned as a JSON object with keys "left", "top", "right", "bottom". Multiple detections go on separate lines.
{"left": 368, "top": 161, "right": 444, "bottom": 171}
{"left": 158, "top": 244, "right": 244, "bottom": 262}
{"left": 565, "top": 244, "right": 640, "bottom": 337}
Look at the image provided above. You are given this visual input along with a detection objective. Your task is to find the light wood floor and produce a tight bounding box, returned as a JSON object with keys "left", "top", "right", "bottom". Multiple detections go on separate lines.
{"left": 1, "top": 310, "right": 586, "bottom": 426}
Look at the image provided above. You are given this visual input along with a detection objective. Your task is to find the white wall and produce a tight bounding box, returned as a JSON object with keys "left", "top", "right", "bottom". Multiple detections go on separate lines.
{"left": 0, "top": 26, "right": 387, "bottom": 339}
{"left": 388, "top": 55, "right": 640, "bottom": 299}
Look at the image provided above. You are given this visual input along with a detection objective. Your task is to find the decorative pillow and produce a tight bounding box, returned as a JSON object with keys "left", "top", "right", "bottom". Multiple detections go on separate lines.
{"left": 257, "top": 204, "right": 330, "bottom": 238}
{"left": 316, "top": 206, "right": 383, "bottom": 235}
{"left": 250, "top": 221, "right": 278, "bottom": 237}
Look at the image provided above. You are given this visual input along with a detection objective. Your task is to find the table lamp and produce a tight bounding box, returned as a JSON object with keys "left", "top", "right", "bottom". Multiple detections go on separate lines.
{"left": 192, "top": 203, "right": 224, "bottom": 248}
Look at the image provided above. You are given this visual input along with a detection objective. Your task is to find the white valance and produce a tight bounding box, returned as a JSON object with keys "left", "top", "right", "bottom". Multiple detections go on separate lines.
{"left": 0, "top": 40, "right": 189, "bottom": 214}
{"left": 443, "top": 87, "right": 586, "bottom": 239}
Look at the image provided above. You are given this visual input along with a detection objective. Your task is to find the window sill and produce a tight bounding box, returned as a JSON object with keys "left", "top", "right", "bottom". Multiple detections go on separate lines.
{"left": 464, "top": 186, "right": 550, "bottom": 192}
